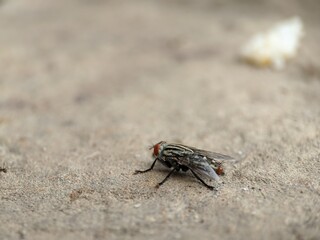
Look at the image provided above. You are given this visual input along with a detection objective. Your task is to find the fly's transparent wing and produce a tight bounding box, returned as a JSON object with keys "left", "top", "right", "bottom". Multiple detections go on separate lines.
{"left": 188, "top": 147, "right": 235, "bottom": 163}
{"left": 177, "top": 154, "right": 220, "bottom": 181}
{"left": 193, "top": 149, "right": 234, "bottom": 161}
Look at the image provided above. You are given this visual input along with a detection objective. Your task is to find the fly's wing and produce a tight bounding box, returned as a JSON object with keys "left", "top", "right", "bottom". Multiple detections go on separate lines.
{"left": 177, "top": 154, "right": 220, "bottom": 181}
{"left": 188, "top": 147, "right": 235, "bottom": 163}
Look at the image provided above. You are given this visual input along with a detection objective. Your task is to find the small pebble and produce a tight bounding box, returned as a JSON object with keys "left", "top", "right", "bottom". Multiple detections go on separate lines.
{"left": 134, "top": 203, "right": 141, "bottom": 208}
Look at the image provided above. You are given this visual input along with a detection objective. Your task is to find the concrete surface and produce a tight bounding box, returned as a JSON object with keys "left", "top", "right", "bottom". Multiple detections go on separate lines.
{"left": 0, "top": 0, "right": 320, "bottom": 239}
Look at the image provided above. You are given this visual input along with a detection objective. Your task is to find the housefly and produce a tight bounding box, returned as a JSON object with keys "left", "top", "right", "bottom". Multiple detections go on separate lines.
{"left": 134, "top": 141, "right": 234, "bottom": 190}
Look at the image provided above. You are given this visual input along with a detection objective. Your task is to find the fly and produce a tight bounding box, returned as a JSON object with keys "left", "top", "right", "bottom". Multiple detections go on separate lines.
{"left": 134, "top": 141, "right": 234, "bottom": 190}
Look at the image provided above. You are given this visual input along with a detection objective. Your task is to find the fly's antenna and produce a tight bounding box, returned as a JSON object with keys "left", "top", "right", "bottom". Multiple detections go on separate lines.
{"left": 148, "top": 141, "right": 164, "bottom": 150}
{"left": 148, "top": 142, "right": 155, "bottom": 150}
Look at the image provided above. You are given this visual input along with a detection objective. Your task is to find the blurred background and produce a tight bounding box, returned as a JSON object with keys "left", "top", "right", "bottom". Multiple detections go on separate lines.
{"left": 0, "top": 0, "right": 319, "bottom": 239}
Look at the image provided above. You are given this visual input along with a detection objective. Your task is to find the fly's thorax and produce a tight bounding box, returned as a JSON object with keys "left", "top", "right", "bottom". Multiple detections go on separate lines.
{"left": 162, "top": 143, "right": 194, "bottom": 157}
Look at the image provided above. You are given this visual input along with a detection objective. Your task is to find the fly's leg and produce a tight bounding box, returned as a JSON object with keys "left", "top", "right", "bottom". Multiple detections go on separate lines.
{"left": 190, "top": 169, "right": 216, "bottom": 191}
{"left": 156, "top": 167, "right": 178, "bottom": 188}
{"left": 134, "top": 158, "right": 158, "bottom": 174}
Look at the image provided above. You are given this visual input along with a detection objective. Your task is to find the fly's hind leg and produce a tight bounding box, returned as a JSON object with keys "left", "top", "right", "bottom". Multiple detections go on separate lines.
{"left": 190, "top": 169, "right": 216, "bottom": 191}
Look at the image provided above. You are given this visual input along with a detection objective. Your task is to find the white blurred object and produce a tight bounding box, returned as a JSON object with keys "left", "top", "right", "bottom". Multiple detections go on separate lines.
{"left": 241, "top": 17, "right": 304, "bottom": 69}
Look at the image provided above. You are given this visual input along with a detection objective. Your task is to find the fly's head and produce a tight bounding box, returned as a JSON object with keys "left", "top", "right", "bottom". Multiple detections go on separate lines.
{"left": 150, "top": 141, "right": 167, "bottom": 158}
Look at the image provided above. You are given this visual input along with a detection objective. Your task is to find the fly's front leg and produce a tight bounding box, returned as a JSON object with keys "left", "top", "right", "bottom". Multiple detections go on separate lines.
{"left": 134, "top": 158, "right": 159, "bottom": 174}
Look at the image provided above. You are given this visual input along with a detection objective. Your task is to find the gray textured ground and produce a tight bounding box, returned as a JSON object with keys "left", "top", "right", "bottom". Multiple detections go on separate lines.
{"left": 0, "top": 0, "right": 320, "bottom": 239}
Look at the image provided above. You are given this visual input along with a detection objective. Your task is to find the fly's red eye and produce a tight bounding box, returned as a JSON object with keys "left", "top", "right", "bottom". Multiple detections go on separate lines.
{"left": 153, "top": 144, "right": 160, "bottom": 156}
{"left": 216, "top": 166, "right": 225, "bottom": 176}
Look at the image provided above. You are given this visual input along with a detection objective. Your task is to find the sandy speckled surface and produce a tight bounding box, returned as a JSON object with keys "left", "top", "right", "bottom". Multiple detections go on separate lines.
{"left": 0, "top": 0, "right": 320, "bottom": 239}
